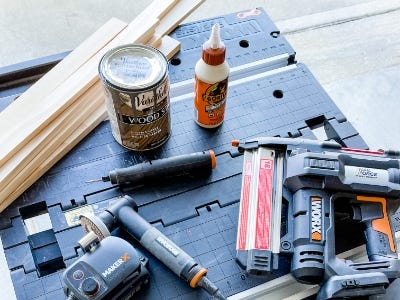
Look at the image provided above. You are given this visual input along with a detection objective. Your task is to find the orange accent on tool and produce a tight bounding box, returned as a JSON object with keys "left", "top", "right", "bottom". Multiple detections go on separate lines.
{"left": 312, "top": 232, "right": 322, "bottom": 241}
{"left": 121, "top": 253, "right": 130, "bottom": 262}
{"left": 357, "top": 195, "right": 395, "bottom": 252}
{"left": 189, "top": 268, "right": 208, "bottom": 288}
{"left": 209, "top": 150, "right": 217, "bottom": 169}
{"left": 231, "top": 140, "right": 240, "bottom": 147}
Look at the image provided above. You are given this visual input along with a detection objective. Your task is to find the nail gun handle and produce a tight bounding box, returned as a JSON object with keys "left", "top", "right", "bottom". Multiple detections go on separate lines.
{"left": 291, "top": 189, "right": 330, "bottom": 284}
{"left": 353, "top": 196, "right": 397, "bottom": 260}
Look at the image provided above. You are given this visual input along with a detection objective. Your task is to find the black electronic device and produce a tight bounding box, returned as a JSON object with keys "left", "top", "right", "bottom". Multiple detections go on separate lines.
{"left": 63, "top": 232, "right": 150, "bottom": 300}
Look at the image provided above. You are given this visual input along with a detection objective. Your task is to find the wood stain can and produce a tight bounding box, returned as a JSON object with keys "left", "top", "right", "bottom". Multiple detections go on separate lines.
{"left": 98, "top": 44, "right": 171, "bottom": 151}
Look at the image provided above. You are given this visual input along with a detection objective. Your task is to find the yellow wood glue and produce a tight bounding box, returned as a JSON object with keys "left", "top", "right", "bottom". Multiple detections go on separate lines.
{"left": 194, "top": 23, "right": 229, "bottom": 128}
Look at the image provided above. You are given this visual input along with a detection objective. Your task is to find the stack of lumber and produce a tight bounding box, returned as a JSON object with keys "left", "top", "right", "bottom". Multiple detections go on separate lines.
{"left": 0, "top": 0, "right": 205, "bottom": 212}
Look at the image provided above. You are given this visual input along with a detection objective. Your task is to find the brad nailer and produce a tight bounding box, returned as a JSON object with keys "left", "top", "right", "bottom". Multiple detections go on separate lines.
{"left": 233, "top": 137, "right": 400, "bottom": 299}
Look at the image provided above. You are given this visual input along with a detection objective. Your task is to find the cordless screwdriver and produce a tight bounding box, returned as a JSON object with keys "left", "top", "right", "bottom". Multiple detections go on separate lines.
{"left": 80, "top": 195, "right": 227, "bottom": 300}
{"left": 88, "top": 150, "right": 217, "bottom": 185}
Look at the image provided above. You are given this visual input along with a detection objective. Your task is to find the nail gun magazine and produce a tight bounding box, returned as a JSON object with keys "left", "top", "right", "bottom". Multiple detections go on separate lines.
{"left": 233, "top": 137, "right": 400, "bottom": 299}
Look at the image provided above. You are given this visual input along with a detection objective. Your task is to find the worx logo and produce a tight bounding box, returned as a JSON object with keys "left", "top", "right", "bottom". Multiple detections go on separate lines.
{"left": 311, "top": 197, "right": 322, "bottom": 241}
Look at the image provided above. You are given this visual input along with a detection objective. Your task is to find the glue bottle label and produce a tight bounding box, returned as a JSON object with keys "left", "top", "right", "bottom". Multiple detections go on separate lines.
{"left": 194, "top": 76, "right": 228, "bottom": 127}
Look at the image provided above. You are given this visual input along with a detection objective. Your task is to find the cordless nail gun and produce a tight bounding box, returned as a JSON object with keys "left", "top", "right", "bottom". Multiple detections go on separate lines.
{"left": 233, "top": 137, "right": 400, "bottom": 299}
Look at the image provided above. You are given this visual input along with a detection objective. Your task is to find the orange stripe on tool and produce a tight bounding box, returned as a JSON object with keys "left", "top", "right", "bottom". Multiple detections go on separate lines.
{"left": 357, "top": 195, "right": 396, "bottom": 253}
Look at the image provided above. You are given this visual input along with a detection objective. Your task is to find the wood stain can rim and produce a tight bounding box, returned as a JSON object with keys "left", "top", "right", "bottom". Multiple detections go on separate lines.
{"left": 99, "top": 44, "right": 168, "bottom": 91}
{"left": 98, "top": 44, "right": 171, "bottom": 151}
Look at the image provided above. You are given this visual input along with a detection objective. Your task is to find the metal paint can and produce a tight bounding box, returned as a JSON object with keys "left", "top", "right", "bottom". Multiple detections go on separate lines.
{"left": 98, "top": 44, "right": 171, "bottom": 151}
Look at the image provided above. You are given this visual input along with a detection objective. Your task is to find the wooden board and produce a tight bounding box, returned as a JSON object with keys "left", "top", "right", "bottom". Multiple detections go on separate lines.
{"left": 148, "top": 0, "right": 206, "bottom": 45}
{"left": 0, "top": 15, "right": 157, "bottom": 207}
{"left": 134, "top": 0, "right": 178, "bottom": 25}
{"left": 0, "top": 0, "right": 206, "bottom": 211}
{"left": 156, "top": 35, "right": 181, "bottom": 59}
{"left": 0, "top": 84, "right": 105, "bottom": 211}
{"left": 0, "top": 17, "right": 159, "bottom": 167}
{"left": 0, "top": 33, "right": 182, "bottom": 208}
{"left": 155, "top": 0, "right": 206, "bottom": 36}
{"left": 0, "top": 97, "right": 106, "bottom": 212}
{"left": 0, "top": 83, "right": 102, "bottom": 202}
{"left": 0, "top": 0, "right": 188, "bottom": 167}
{"left": 0, "top": 18, "right": 127, "bottom": 167}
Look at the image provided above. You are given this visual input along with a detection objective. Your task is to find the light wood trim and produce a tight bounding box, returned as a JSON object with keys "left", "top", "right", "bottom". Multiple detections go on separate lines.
{"left": 0, "top": 83, "right": 103, "bottom": 206}
{"left": 0, "top": 17, "right": 159, "bottom": 168}
{"left": 0, "top": 18, "right": 127, "bottom": 167}
{"left": 0, "top": 0, "right": 207, "bottom": 211}
{"left": 156, "top": 35, "right": 181, "bottom": 60}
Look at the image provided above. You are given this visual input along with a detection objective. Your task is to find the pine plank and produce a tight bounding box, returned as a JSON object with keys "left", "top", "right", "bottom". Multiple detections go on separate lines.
{"left": 0, "top": 18, "right": 127, "bottom": 167}
{"left": 0, "top": 83, "right": 102, "bottom": 197}
{"left": 0, "top": 0, "right": 185, "bottom": 166}
{"left": 0, "top": 0, "right": 206, "bottom": 211}
{"left": 154, "top": 0, "right": 206, "bottom": 36}
{"left": 0, "top": 17, "right": 159, "bottom": 168}
{"left": 156, "top": 35, "right": 181, "bottom": 59}
{"left": 0, "top": 92, "right": 106, "bottom": 212}
{"left": 0, "top": 34, "right": 183, "bottom": 210}
{"left": 148, "top": 0, "right": 206, "bottom": 46}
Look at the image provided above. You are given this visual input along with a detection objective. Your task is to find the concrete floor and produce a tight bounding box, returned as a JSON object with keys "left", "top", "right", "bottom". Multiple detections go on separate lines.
{"left": 0, "top": 0, "right": 367, "bottom": 68}
{"left": 0, "top": 1, "right": 400, "bottom": 299}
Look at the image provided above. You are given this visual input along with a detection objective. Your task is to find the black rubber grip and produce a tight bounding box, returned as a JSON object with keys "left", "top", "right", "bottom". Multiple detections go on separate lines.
{"left": 107, "top": 150, "right": 216, "bottom": 185}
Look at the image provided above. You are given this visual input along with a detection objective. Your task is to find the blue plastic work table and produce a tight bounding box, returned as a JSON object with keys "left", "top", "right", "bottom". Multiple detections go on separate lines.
{"left": 0, "top": 8, "right": 382, "bottom": 300}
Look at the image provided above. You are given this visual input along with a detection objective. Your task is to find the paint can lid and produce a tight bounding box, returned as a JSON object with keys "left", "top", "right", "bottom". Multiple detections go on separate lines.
{"left": 99, "top": 44, "right": 167, "bottom": 90}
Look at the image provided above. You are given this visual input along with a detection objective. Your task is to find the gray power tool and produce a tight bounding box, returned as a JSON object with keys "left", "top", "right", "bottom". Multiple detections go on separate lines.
{"left": 234, "top": 137, "right": 400, "bottom": 299}
{"left": 79, "top": 195, "right": 227, "bottom": 300}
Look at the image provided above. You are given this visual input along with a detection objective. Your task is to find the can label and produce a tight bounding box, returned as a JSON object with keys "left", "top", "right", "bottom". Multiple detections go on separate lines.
{"left": 103, "top": 79, "right": 170, "bottom": 151}
{"left": 194, "top": 76, "right": 228, "bottom": 127}
{"left": 99, "top": 45, "right": 170, "bottom": 151}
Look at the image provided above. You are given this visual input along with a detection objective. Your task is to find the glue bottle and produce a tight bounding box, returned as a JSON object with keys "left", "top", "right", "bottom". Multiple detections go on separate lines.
{"left": 194, "top": 23, "right": 229, "bottom": 128}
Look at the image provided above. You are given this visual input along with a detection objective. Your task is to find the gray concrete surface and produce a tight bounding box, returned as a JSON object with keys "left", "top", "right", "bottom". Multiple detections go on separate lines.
{"left": 0, "top": 0, "right": 367, "bottom": 68}
{"left": 0, "top": 0, "right": 398, "bottom": 151}
{"left": 0, "top": 1, "right": 400, "bottom": 299}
